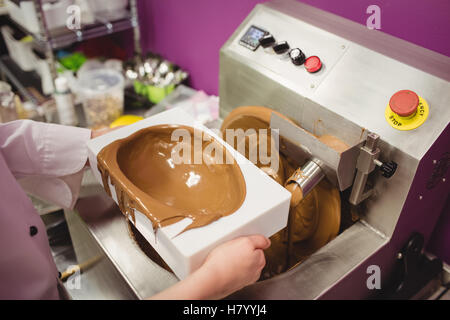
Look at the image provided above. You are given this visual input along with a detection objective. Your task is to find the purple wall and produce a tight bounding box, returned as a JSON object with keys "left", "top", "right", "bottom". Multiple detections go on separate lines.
{"left": 301, "top": 0, "right": 450, "bottom": 57}
{"left": 137, "top": 0, "right": 267, "bottom": 95}
{"left": 136, "top": 0, "right": 450, "bottom": 263}
{"left": 137, "top": 0, "right": 450, "bottom": 95}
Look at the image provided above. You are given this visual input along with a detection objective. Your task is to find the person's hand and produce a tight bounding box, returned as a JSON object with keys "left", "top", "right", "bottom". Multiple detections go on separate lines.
{"left": 200, "top": 235, "right": 271, "bottom": 299}
{"left": 148, "top": 235, "right": 270, "bottom": 300}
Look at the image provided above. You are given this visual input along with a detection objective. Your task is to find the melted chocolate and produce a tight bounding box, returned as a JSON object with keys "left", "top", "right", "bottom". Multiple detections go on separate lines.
{"left": 128, "top": 221, "right": 173, "bottom": 273}
{"left": 97, "top": 124, "right": 246, "bottom": 234}
{"left": 220, "top": 106, "right": 342, "bottom": 280}
{"left": 318, "top": 134, "right": 349, "bottom": 153}
{"left": 221, "top": 111, "right": 286, "bottom": 185}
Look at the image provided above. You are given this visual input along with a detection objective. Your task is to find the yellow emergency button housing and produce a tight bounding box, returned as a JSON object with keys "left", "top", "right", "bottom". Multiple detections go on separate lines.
{"left": 385, "top": 90, "right": 429, "bottom": 131}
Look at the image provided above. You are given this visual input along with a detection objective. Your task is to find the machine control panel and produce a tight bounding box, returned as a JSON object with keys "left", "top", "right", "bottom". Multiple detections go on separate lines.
{"left": 238, "top": 25, "right": 324, "bottom": 75}
{"left": 237, "top": 25, "right": 430, "bottom": 132}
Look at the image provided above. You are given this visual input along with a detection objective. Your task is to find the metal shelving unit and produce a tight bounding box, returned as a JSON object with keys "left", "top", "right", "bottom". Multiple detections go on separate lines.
{"left": 6, "top": 10, "right": 135, "bottom": 52}
{"left": 0, "top": 55, "right": 42, "bottom": 105}
{"left": 0, "top": 0, "right": 142, "bottom": 106}
{"left": 34, "top": 0, "right": 141, "bottom": 79}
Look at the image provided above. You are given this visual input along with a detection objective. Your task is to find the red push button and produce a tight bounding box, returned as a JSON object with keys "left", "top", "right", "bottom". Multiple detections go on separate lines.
{"left": 305, "top": 56, "right": 322, "bottom": 73}
{"left": 389, "top": 90, "right": 419, "bottom": 117}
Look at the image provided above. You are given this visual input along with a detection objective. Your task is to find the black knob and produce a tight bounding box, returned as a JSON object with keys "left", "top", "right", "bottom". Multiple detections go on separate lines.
{"left": 273, "top": 41, "right": 290, "bottom": 54}
{"left": 259, "top": 34, "right": 276, "bottom": 48}
{"left": 289, "top": 48, "right": 306, "bottom": 65}
{"left": 380, "top": 161, "right": 397, "bottom": 178}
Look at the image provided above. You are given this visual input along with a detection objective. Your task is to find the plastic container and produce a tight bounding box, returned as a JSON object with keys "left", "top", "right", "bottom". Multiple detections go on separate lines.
{"left": 144, "top": 84, "right": 197, "bottom": 117}
{"left": 88, "top": 0, "right": 128, "bottom": 13}
{"left": 5, "top": 0, "right": 75, "bottom": 33}
{"left": 78, "top": 69, "right": 124, "bottom": 128}
{"left": 134, "top": 81, "right": 175, "bottom": 104}
{"left": 33, "top": 50, "right": 54, "bottom": 95}
{"left": 77, "top": 59, "right": 104, "bottom": 79}
{"left": 0, "top": 81, "right": 18, "bottom": 123}
{"left": 42, "top": 0, "right": 75, "bottom": 30}
{"left": 89, "top": 0, "right": 128, "bottom": 20}
{"left": 54, "top": 77, "right": 78, "bottom": 126}
{"left": 5, "top": 0, "right": 40, "bottom": 33}
{"left": 1, "top": 26, "right": 35, "bottom": 71}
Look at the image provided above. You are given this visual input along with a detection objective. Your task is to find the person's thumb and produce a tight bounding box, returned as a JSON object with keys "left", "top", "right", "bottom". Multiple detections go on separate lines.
{"left": 246, "top": 235, "right": 271, "bottom": 250}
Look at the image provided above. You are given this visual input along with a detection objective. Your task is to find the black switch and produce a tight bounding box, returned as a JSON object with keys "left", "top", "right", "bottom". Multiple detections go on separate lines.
{"left": 289, "top": 48, "right": 306, "bottom": 65}
{"left": 259, "top": 34, "right": 276, "bottom": 48}
{"left": 273, "top": 41, "right": 290, "bottom": 54}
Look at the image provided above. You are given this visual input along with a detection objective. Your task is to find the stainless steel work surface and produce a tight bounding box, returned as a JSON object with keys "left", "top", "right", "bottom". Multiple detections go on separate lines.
{"left": 71, "top": 170, "right": 178, "bottom": 299}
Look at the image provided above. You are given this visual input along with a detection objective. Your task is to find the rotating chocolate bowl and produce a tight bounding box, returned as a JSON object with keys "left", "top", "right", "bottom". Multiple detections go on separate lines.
{"left": 220, "top": 106, "right": 342, "bottom": 280}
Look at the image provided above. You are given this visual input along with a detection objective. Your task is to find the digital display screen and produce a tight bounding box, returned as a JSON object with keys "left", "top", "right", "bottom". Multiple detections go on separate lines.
{"left": 239, "top": 26, "right": 267, "bottom": 51}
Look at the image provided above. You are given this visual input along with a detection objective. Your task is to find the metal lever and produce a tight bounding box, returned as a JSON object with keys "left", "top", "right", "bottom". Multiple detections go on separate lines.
{"left": 349, "top": 132, "right": 397, "bottom": 205}
{"left": 349, "top": 132, "right": 380, "bottom": 205}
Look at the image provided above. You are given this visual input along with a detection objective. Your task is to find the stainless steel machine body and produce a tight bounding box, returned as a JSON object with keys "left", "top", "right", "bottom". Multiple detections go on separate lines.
{"left": 66, "top": 0, "right": 449, "bottom": 300}
{"left": 220, "top": 0, "right": 450, "bottom": 299}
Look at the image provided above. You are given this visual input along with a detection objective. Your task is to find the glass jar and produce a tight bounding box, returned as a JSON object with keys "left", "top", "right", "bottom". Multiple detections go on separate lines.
{"left": 0, "top": 81, "right": 18, "bottom": 123}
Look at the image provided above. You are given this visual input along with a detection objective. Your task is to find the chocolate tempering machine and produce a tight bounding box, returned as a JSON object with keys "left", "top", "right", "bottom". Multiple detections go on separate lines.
{"left": 66, "top": 0, "right": 450, "bottom": 299}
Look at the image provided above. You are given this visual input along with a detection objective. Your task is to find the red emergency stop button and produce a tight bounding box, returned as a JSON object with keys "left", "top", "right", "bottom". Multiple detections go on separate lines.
{"left": 389, "top": 90, "right": 419, "bottom": 117}
{"left": 305, "top": 56, "right": 322, "bottom": 73}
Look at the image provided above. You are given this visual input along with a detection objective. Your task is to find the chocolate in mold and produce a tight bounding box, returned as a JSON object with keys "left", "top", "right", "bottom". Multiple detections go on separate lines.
{"left": 97, "top": 124, "right": 246, "bottom": 235}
